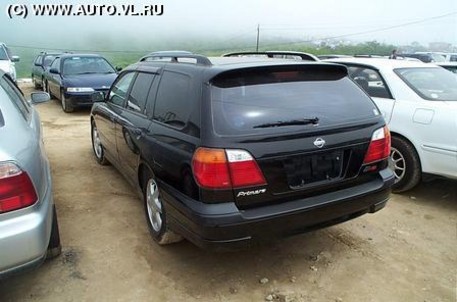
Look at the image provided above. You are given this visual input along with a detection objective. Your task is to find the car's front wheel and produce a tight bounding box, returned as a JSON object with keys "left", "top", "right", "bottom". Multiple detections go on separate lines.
{"left": 91, "top": 121, "right": 109, "bottom": 165}
{"left": 143, "top": 172, "right": 182, "bottom": 245}
{"left": 60, "top": 90, "right": 74, "bottom": 113}
{"left": 390, "top": 136, "right": 421, "bottom": 193}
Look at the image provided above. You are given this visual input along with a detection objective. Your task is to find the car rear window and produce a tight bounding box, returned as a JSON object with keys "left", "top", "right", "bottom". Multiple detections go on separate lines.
{"left": 210, "top": 67, "right": 379, "bottom": 136}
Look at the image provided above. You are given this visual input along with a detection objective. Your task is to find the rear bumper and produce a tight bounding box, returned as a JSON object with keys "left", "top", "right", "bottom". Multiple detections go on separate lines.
{"left": 161, "top": 168, "right": 395, "bottom": 250}
{"left": 0, "top": 170, "right": 53, "bottom": 278}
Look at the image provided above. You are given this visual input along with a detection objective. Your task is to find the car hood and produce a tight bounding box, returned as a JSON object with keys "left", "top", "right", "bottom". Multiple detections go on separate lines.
{"left": 63, "top": 73, "right": 117, "bottom": 90}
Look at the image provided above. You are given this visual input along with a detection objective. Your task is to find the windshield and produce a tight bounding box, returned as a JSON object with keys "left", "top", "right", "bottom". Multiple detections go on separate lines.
{"left": 394, "top": 67, "right": 457, "bottom": 101}
{"left": 211, "top": 75, "right": 378, "bottom": 136}
{"left": 62, "top": 57, "right": 115, "bottom": 75}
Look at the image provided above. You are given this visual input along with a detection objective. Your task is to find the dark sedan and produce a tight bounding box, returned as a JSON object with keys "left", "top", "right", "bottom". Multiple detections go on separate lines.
{"left": 31, "top": 52, "right": 62, "bottom": 90}
{"left": 46, "top": 54, "right": 117, "bottom": 112}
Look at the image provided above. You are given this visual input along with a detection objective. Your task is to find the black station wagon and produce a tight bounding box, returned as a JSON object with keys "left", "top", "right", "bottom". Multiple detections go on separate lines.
{"left": 90, "top": 51, "right": 394, "bottom": 249}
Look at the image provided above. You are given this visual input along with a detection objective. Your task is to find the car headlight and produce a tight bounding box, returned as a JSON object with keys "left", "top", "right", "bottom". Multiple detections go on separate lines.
{"left": 67, "top": 87, "right": 95, "bottom": 93}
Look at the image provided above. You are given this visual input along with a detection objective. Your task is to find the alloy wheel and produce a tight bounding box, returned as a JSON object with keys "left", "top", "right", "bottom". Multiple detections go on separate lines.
{"left": 390, "top": 147, "right": 406, "bottom": 183}
{"left": 146, "top": 178, "right": 163, "bottom": 232}
{"left": 92, "top": 126, "right": 103, "bottom": 159}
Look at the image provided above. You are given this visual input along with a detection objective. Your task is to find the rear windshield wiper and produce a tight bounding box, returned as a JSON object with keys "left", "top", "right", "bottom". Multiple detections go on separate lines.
{"left": 253, "top": 117, "right": 319, "bottom": 128}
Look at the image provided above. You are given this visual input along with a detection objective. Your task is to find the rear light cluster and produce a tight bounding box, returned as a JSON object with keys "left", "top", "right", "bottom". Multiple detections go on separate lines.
{"left": 192, "top": 148, "right": 266, "bottom": 190}
{"left": 0, "top": 162, "right": 38, "bottom": 214}
{"left": 363, "top": 126, "right": 391, "bottom": 164}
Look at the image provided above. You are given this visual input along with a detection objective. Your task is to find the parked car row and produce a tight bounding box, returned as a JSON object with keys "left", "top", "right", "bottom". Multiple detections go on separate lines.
{"left": 2, "top": 48, "right": 455, "bottom": 279}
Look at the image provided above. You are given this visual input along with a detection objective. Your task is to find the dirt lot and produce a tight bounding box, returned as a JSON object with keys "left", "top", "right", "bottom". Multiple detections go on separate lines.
{"left": 0, "top": 83, "right": 456, "bottom": 302}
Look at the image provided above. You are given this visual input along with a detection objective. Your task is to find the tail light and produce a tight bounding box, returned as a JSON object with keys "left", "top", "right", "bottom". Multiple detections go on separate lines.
{"left": 363, "top": 126, "right": 391, "bottom": 164}
{"left": 0, "top": 162, "right": 38, "bottom": 214}
{"left": 192, "top": 148, "right": 266, "bottom": 190}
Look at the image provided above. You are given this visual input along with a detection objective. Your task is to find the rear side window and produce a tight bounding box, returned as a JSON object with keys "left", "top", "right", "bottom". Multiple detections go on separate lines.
{"left": 211, "top": 68, "right": 378, "bottom": 136}
{"left": 153, "top": 71, "right": 191, "bottom": 129}
{"left": 126, "top": 72, "right": 155, "bottom": 113}
{"left": 347, "top": 66, "right": 392, "bottom": 99}
{"left": 394, "top": 67, "right": 457, "bottom": 101}
{"left": 0, "top": 75, "right": 31, "bottom": 119}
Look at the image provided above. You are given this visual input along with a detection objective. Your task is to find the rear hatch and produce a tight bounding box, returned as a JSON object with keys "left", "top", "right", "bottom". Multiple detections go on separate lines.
{"left": 205, "top": 64, "right": 387, "bottom": 208}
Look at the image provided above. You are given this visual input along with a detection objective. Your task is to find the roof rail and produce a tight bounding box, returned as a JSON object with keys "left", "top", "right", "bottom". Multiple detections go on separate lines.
{"left": 222, "top": 51, "right": 319, "bottom": 61}
{"left": 139, "top": 51, "right": 212, "bottom": 66}
{"left": 353, "top": 54, "right": 384, "bottom": 58}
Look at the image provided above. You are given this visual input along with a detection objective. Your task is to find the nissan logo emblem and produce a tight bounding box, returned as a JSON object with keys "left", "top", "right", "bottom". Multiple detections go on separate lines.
{"left": 313, "top": 138, "right": 326, "bottom": 148}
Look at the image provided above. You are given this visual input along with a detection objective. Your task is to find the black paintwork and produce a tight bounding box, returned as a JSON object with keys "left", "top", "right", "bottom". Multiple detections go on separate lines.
{"left": 90, "top": 55, "right": 395, "bottom": 249}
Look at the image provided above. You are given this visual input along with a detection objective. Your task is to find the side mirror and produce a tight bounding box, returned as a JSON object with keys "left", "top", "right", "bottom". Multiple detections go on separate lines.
{"left": 30, "top": 92, "right": 50, "bottom": 104}
{"left": 49, "top": 68, "right": 59, "bottom": 74}
{"left": 115, "top": 66, "right": 122, "bottom": 72}
{"left": 11, "top": 56, "right": 20, "bottom": 63}
{"left": 34, "top": 62, "right": 42, "bottom": 67}
{"left": 91, "top": 91, "right": 105, "bottom": 102}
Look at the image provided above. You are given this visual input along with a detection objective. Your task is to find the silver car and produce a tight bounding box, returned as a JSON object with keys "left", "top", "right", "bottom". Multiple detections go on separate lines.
{"left": 0, "top": 72, "right": 61, "bottom": 278}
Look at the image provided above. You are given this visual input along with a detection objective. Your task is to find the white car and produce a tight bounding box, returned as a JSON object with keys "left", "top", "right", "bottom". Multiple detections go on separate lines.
{"left": 327, "top": 58, "right": 457, "bottom": 192}
{"left": 0, "top": 43, "right": 20, "bottom": 82}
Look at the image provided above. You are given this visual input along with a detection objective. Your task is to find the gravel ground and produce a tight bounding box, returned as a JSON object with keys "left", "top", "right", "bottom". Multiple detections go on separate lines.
{"left": 0, "top": 83, "right": 456, "bottom": 302}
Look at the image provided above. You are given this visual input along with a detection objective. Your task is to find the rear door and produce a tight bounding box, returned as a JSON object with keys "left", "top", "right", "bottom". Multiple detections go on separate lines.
{"left": 147, "top": 69, "right": 200, "bottom": 184}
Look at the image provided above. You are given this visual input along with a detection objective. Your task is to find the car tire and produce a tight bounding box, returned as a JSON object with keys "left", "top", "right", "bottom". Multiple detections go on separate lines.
{"left": 91, "top": 121, "right": 109, "bottom": 165}
{"left": 60, "top": 90, "right": 74, "bottom": 113}
{"left": 46, "top": 205, "right": 62, "bottom": 259}
{"left": 390, "top": 136, "right": 421, "bottom": 193}
{"left": 143, "top": 171, "right": 183, "bottom": 245}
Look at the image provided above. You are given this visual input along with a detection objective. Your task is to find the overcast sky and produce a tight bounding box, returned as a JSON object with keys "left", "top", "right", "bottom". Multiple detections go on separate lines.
{"left": 1, "top": 0, "right": 456, "bottom": 51}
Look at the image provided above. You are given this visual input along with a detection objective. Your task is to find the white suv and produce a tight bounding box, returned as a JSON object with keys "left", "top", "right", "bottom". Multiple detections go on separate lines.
{"left": 0, "top": 43, "right": 20, "bottom": 81}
